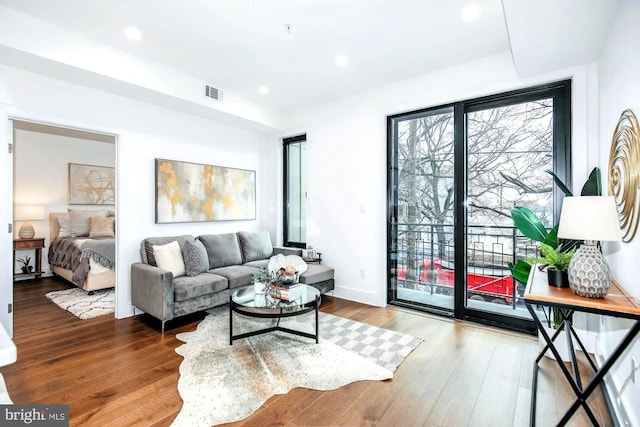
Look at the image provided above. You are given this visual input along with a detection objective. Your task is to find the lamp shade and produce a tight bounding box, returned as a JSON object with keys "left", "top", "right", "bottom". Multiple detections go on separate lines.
{"left": 14, "top": 205, "right": 44, "bottom": 221}
{"left": 557, "top": 196, "right": 621, "bottom": 241}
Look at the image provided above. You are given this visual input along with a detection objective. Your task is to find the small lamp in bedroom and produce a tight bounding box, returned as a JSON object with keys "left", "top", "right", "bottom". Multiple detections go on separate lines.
{"left": 14, "top": 205, "right": 44, "bottom": 239}
{"left": 557, "top": 196, "right": 621, "bottom": 298}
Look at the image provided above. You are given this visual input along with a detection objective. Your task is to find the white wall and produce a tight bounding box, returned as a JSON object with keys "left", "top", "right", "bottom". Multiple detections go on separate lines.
{"left": 13, "top": 130, "right": 115, "bottom": 276}
{"left": 0, "top": 5, "right": 286, "bottom": 132}
{"left": 288, "top": 52, "right": 598, "bottom": 307}
{"left": 0, "top": 63, "right": 281, "bottom": 322}
{"left": 597, "top": 0, "right": 640, "bottom": 424}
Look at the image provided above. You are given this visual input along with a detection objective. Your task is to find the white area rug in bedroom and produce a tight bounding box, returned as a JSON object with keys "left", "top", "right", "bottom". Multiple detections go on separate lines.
{"left": 46, "top": 288, "right": 115, "bottom": 320}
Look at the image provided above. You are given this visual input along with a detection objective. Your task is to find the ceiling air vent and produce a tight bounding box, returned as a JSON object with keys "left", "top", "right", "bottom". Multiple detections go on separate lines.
{"left": 205, "top": 85, "right": 223, "bottom": 101}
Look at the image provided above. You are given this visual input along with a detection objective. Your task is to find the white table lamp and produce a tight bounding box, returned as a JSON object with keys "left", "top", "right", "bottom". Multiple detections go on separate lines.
{"left": 14, "top": 205, "right": 44, "bottom": 239}
{"left": 557, "top": 196, "right": 621, "bottom": 298}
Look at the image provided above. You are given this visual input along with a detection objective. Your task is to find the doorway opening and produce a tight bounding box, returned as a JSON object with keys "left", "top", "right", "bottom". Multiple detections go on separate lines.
{"left": 10, "top": 119, "right": 117, "bottom": 334}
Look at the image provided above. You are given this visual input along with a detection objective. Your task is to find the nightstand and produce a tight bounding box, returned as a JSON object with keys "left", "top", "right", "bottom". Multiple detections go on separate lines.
{"left": 13, "top": 237, "right": 45, "bottom": 280}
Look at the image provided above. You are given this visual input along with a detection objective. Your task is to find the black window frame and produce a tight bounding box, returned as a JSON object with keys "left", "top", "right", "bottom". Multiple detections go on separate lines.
{"left": 283, "top": 133, "right": 307, "bottom": 248}
{"left": 387, "top": 79, "right": 572, "bottom": 334}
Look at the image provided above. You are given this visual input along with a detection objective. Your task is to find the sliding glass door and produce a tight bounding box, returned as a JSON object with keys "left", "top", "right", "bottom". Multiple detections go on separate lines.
{"left": 388, "top": 81, "right": 571, "bottom": 332}
{"left": 465, "top": 99, "right": 555, "bottom": 320}
{"left": 389, "top": 107, "right": 456, "bottom": 313}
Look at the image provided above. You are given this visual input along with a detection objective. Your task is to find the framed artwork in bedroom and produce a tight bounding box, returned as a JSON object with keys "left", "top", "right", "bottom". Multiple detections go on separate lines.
{"left": 155, "top": 158, "right": 256, "bottom": 223}
{"left": 68, "top": 163, "right": 115, "bottom": 205}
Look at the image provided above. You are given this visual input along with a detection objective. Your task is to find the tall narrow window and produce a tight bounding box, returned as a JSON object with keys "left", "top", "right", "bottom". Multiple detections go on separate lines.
{"left": 284, "top": 134, "right": 307, "bottom": 247}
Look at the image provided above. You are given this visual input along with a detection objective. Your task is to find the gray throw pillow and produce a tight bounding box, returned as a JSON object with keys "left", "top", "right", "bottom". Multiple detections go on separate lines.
{"left": 182, "top": 239, "right": 209, "bottom": 277}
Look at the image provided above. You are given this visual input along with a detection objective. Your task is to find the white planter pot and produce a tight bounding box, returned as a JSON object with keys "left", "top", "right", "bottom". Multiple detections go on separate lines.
{"left": 254, "top": 281, "right": 267, "bottom": 294}
{"left": 538, "top": 326, "right": 572, "bottom": 362}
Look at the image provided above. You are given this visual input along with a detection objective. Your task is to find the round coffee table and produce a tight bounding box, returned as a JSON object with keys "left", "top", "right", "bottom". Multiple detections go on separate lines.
{"left": 229, "top": 284, "right": 320, "bottom": 345}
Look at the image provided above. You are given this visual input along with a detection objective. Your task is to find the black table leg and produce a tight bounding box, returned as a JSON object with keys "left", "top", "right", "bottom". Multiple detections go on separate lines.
{"left": 526, "top": 303, "right": 588, "bottom": 425}
{"left": 527, "top": 302, "right": 640, "bottom": 426}
{"left": 229, "top": 296, "right": 233, "bottom": 346}
{"left": 557, "top": 318, "right": 640, "bottom": 426}
{"left": 315, "top": 295, "right": 319, "bottom": 344}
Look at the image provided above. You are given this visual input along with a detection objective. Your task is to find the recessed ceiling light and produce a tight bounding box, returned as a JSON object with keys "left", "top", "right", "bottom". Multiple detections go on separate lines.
{"left": 461, "top": 4, "right": 481, "bottom": 22}
{"left": 336, "top": 55, "right": 349, "bottom": 67}
{"left": 259, "top": 86, "right": 269, "bottom": 94}
{"left": 124, "top": 26, "right": 142, "bottom": 40}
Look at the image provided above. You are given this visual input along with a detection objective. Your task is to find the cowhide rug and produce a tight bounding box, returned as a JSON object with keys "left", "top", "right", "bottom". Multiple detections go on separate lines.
{"left": 171, "top": 306, "right": 422, "bottom": 426}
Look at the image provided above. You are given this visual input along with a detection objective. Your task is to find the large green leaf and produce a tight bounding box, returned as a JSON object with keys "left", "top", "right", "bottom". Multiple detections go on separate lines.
{"left": 546, "top": 169, "right": 572, "bottom": 196}
{"left": 542, "top": 224, "right": 559, "bottom": 249}
{"left": 581, "top": 167, "right": 602, "bottom": 196}
{"left": 508, "top": 260, "right": 532, "bottom": 285}
{"left": 511, "top": 206, "right": 548, "bottom": 243}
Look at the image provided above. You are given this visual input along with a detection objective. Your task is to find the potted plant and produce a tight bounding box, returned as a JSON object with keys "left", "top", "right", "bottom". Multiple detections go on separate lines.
{"left": 17, "top": 255, "right": 33, "bottom": 274}
{"left": 508, "top": 167, "right": 602, "bottom": 361}
{"left": 538, "top": 243, "right": 575, "bottom": 287}
{"left": 508, "top": 167, "right": 602, "bottom": 287}
{"left": 252, "top": 268, "right": 271, "bottom": 294}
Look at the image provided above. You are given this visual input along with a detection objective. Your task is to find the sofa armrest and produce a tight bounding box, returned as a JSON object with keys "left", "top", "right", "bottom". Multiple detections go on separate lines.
{"left": 131, "top": 262, "right": 175, "bottom": 322}
{"left": 272, "top": 246, "right": 303, "bottom": 257}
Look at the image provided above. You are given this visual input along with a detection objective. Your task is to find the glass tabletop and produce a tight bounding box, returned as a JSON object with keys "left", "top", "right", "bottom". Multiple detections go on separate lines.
{"left": 231, "top": 283, "right": 320, "bottom": 310}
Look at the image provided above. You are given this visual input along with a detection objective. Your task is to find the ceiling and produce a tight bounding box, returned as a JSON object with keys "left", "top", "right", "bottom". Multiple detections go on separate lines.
{"left": 0, "top": 0, "right": 621, "bottom": 115}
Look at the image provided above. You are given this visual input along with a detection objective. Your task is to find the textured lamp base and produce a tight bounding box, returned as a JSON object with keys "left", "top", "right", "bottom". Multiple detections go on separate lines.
{"left": 18, "top": 222, "right": 35, "bottom": 239}
{"left": 567, "top": 244, "right": 611, "bottom": 299}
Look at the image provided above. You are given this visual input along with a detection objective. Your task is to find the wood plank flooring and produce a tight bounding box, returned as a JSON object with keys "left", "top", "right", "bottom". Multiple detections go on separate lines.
{"left": 0, "top": 278, "right": 613, "bottom": 426}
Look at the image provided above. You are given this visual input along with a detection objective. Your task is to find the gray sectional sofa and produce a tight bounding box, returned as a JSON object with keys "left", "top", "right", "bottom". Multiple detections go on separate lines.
{"left": 131, "top": 230, "right": 335, "bottom": 332}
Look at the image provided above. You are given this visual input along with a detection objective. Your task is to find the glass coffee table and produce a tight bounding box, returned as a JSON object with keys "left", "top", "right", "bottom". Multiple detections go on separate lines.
{"left": 229, "top": 284, "right": 320, "bottom": 345}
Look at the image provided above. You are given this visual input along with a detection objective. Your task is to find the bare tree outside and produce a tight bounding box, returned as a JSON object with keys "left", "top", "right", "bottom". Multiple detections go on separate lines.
{"left": 395, "top": 99, "right": 554, "bottom": 294}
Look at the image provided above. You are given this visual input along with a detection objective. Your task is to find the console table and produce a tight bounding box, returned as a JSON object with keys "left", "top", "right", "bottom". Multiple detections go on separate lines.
{"left": 524, "top": 267, "right": 640, "bottom": 426}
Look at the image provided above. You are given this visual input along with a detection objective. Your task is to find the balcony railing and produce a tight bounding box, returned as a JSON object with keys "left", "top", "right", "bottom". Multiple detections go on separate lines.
{"left": 394, "top": 223, "right": 539, "bottom": 310}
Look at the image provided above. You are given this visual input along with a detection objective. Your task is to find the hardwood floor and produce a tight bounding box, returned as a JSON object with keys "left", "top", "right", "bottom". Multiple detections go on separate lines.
{"left": 0, "top": 278, "right": 613, "bottom": 426}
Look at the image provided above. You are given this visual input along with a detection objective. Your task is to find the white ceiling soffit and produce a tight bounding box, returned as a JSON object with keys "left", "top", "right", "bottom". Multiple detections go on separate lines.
{"left": 0, "top": 0, "right": 511, "bottom": 113}
{"left": 0, "top": 0, "right": 621, "bottom": 120}
{"left": 503, "top": 0, "right": 620, "bottom": 77}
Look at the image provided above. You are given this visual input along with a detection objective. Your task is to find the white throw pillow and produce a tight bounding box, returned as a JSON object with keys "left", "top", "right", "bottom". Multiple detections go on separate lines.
{"left": 153, "top": 240, "right": 186, "bottom": 278}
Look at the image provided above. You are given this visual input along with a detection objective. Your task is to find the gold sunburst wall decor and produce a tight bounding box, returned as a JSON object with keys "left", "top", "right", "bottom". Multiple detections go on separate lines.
{"left": 608, "top": 108, "right": 640, "bottom": 242}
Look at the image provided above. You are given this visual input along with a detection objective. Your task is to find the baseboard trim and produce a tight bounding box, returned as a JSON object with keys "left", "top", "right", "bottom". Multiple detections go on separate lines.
{"left": 332, "top": 286, "right": 385, "bottom": 307}
{"left": 597, "top": 349, "right": 631, "bottom": 427}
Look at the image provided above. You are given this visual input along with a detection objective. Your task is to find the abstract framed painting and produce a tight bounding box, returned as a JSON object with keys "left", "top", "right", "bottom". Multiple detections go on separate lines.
{"left": 155, "top": 158, "right": 256, "bottom": 223}
{"left": 68, "top": 163, "right": 115, "bottom": 205}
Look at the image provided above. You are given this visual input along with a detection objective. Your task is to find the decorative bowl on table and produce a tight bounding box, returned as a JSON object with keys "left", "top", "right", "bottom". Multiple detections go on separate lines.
{"left": 280, "top": 274, "right": 296, "bottom": 285}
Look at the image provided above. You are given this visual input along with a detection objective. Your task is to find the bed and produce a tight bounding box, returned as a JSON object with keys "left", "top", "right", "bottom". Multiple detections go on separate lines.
{"left": 48, "top": 212, "right": 115, "bottom": 292}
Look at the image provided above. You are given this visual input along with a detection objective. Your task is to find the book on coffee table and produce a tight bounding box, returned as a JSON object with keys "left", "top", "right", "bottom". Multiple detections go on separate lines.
{"left": 269, "top": 283, "right": 302, "bottom": 301}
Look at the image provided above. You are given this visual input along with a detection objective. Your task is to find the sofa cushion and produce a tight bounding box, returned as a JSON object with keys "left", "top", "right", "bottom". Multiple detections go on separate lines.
{"left": 237, "top": 231, "right": 273, "bottom": 263}
{"left": 299, "top": 264, "right": 335, "bottom": 285}
{"left": 153, "top": 241, "right": 186, "bottom": 278}
{"left": 210, "top": 265, "right": 260, "bottom": 289}
{"left": 243, "top": 259, "right": 269, "bottom": 269}
{"left": 199, "top": 233, "right": 243, "bottom": 268}
{"left": 173, "top": 273, "right": 228, "bottom": 302}
{"left": 141, "top": 235, "right": 195, "bottom": 266}
{"left": 182, "top": 239, "right": 209, "bottom": 277}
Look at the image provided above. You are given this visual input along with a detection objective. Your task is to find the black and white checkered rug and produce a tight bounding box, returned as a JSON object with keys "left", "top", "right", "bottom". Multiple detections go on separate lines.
{"left": 319, "top": 312, "right": 423, "bottom": 372}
